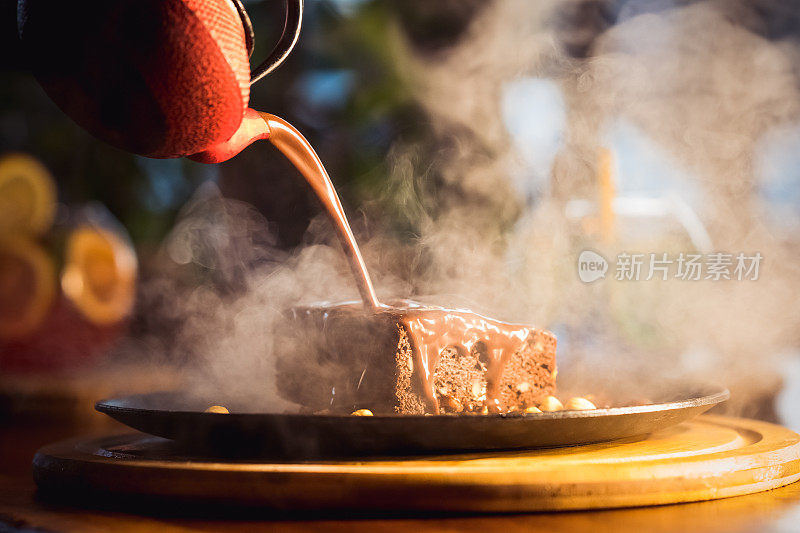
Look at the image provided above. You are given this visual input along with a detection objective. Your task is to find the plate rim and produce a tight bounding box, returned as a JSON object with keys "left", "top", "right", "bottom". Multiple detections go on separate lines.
{"left": 96, "top": 385, "right": 730, "bottom": 421}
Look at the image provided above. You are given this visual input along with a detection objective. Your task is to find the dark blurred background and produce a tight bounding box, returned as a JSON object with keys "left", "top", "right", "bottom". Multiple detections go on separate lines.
{"left": 4, "top": 0, "right": 800, "bottom": 250}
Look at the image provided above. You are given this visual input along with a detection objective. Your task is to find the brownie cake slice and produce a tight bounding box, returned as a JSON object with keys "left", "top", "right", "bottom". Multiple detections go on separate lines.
{"left": 275, "top": 301, "right": 556, "bottom": 415}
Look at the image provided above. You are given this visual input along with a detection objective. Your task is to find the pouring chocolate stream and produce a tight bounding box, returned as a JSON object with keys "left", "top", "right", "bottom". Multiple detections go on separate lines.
{"left": 259, "top": 113, "right": 537, "bottom": 413}
{"left": 260, "top": 113, "right": 380, "bottom": 310}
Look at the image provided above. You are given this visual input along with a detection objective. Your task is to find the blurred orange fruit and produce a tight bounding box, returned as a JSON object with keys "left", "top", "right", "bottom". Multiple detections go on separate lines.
{"left": 61, "top": 227, "right": 137, "bottom": 326}
{"left": 0, "top": 153, "right": 57, "bottom": 236}
{"left": 0, "top": 236, "right": 56, "bottom": 340}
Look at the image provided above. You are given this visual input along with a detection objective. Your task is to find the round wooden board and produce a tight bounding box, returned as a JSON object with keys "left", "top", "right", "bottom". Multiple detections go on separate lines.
{"left": 34, "top": 415, "right": 800, "bottom": 512}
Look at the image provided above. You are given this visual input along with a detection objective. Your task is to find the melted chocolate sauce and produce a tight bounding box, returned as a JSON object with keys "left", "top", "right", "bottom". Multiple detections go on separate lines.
{"left": 264, "top": 114, "right": 533, "bottom": 413}
{"left": 396, "top": 304, "right": 532, "bottom": 413}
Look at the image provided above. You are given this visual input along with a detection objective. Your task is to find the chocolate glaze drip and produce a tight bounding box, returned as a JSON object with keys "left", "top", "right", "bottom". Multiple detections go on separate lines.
{"left": 394, "top": 303, "right": 532, "bottom": 413}
{"left": 263, "top": 114, "right": 534, "bottom": 413}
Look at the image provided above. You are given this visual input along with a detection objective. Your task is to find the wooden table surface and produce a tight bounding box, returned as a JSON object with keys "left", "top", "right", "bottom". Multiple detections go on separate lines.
{"left": 3, "top": 418, "right": 800, "bottom": 533}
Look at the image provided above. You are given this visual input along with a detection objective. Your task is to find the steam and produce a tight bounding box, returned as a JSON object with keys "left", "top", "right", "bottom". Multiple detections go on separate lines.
{"left": 137, "top": 183, "right": 387, "bottom": 410}
{"left": 137, "top": 0, "right": 800, "bottom": 418}
{"left": 364, "top": 0, "right": 800, "bottom": 414}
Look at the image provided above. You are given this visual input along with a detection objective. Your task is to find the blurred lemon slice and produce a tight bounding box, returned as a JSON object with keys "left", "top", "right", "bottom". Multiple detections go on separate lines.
{"left": 61, "top": 227, "right": 137, "bottom": 325}
{"left": 0, "top": 237, "right": 56, "bottom": 340}
{"left": 0, "top": 153, "right": 57, "bottom": 236}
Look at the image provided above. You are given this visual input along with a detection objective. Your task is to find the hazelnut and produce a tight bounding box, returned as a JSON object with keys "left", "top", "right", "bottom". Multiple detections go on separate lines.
{"left": 351, "top": 409, "right": 373, "bottom": 416}
{"left": 539, "top": 396, "right": 563, "bottom": 412}
{"left": 516, "top": 382, "right": 531, "bottom": 394}
{"left": 204, "top": 405, "right": 229, "bottom": 414}
{"left": 524, "top": 406, "right": 542, "bottom": 414}
{"left": 565, "top": 397, "right": 596, "bottom": 411}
